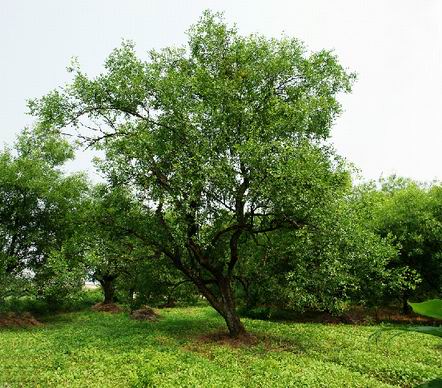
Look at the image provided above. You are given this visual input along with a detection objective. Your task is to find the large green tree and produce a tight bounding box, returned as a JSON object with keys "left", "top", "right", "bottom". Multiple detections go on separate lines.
{"left": 30, "top": 12, "right": 354, "bottom": 336}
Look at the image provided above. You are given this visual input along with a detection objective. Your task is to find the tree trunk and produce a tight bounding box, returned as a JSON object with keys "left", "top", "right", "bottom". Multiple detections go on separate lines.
{"left": 221, "top": 303, "right": 246, "bottom": 338}
{"left": 218, "top": 277, "right": 246, "bottom": 338}
{"left": 190, "top": 274, "right": 246, "bottom": 338}
{"left": 101, "top": 277, "right": 115, "bottom": 304}
{"left": 402, "top": 294, "right": 412, "bottom": 314}
{"left": 128, "top": 287, "right": 134, "bottom": 302}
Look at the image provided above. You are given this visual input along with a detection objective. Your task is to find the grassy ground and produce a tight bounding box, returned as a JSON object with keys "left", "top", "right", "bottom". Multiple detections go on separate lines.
{"left": 0, "top": 307, "right": 440, "bottom": 387}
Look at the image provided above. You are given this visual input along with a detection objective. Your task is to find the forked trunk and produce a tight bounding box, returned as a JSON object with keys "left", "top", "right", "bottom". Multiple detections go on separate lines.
{"left": 195, "top": 275, "right": 246, "bottom": 338}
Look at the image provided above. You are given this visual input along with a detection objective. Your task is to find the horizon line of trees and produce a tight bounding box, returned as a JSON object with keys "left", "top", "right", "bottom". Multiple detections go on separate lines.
{"left": 1, "top": 125, "right": 440, "bottom": 331}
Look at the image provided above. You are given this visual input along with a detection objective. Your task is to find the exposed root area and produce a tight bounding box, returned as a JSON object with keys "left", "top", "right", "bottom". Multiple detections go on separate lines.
{"left": 197, "top": 331, "right": 259, "bottom": 347}
{"left": 91, "top": 302, "right": 123, "bottom": 313}
{"left": 185, "top": 330, "right": 303, "bottom": 355}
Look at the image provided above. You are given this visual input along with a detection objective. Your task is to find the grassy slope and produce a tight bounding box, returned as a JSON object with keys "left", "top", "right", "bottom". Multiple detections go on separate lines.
{"left": 0, "top": 307, "right": 440, "bottom": 387}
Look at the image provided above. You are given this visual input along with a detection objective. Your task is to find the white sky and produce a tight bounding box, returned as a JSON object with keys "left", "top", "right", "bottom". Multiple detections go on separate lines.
{"left": 1, "top": 0, "right": 441, "bottom": 182}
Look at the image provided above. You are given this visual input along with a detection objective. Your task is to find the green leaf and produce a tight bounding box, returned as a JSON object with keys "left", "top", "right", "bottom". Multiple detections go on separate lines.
{"left": 371, "top": 325, "right": 442, "bottom": 342}
{"left": 415, "top": 378, "right": 442, "bottom": 388}
{"left": 405, "top": 326, "right": 442, "bottom": 338}
{"left": 409, "top": 299, "right": 442, "bottom": 320}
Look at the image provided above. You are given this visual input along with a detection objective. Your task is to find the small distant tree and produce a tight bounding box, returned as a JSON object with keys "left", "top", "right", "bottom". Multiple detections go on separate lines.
{"left": 86, "top": 183, "right": 195, "bottom": 307}
{"left": 85, "top": 184, "right": 139, "bottom": 304}
{"left": 118, "top": 256, "right": 199, "bottom": 309}
{"left": 354, "top": 177, "right": 442, "bottom": 312}
{"left": 30, "top": 12, "right": 354, "bottom": 336}
{"left": 0, "top": 129, "right": 89, "bottom": 305}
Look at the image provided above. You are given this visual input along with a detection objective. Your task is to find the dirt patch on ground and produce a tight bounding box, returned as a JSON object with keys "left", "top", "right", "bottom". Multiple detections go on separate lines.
{"left": 0, "top": 312, "right": 43, "bottom": 328}
{"left": 341, "top": 306, "right": 440, "bottom": 325}
{"left": 186, "top": 330, "right": 303, "bottom": 354}
{"left": 130, "top": 306, "right": 160, "bottom": 321}
{"left": 197, "top": 331, "right": 259, "bottom": 347}
{"left": 91, "top": 302, "right": 123, "bottom": 313}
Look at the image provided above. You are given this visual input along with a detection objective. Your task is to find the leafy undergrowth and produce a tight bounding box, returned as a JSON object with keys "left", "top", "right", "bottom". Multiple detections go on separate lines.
{"left": 0, "top": 307, "right": 440, "bottom": 387}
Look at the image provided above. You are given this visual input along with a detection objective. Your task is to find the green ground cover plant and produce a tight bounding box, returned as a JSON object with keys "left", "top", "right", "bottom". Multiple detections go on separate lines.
{"left": 0, "top": 306, "right": 440, "bottom": 387}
